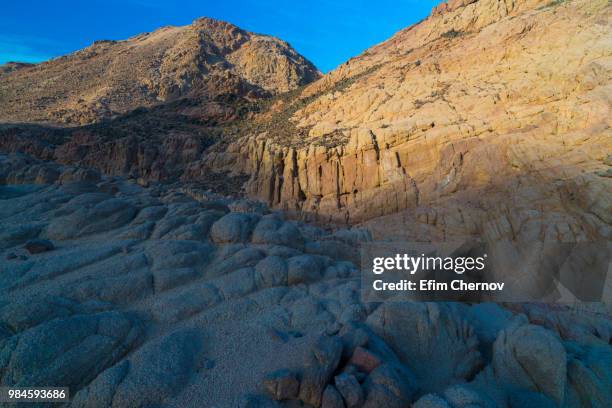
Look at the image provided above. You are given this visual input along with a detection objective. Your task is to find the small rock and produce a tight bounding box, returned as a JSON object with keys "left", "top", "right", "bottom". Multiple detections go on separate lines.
{"left": 326, "top": 322, "right": 342, "bottom": 336}
{"left": 362, "top": 364, "right": 417, "bottom": 408}
{"left": 340, "top": 304, "right": 366, "bottom": 324}
{"left": 493, "top": 323, "right": 566, "bottom": 404}
{"left": 349, "top": 347, "right": 382, "bottom": 373}
{"left": 24, "top": 239, "right": 54, "bottom": 254}
{"left": 252, "top": 216, "right": 304, "bottom": 249}
{"left": 287, "top": 255, "right": 323, "bottom": 285}
{"left": 334, "top": 373, "right": 364, "bottom": 408}
{"left": 5, "top": 252, "right": 17, "bottom": 260}
{"left": 210, "top": 212, "right": 258, "bottom": 244}
{"left": 340, "top": 327, "right": 369, "bottom": 360}
{"left": 263, "top": 369, "right": 299, "bottom": 401}
{"left": 298, "top": 335, "right": 343, "bottom": 406}
{"left": 228, "top": 199, "right": 268, "bottom": 214}
{"left": 342, "top": 365, "right": 366, "bottom": 383}
{"left": 255, "top": 256, "right": 288, "bottom": 288}
{"left": 322, "top": 385, "right": 346, "bottom": 408}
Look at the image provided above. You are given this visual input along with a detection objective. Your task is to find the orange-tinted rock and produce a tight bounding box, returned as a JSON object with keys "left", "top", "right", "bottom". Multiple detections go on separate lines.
{"left": 349, "top": 347, "right": 382, "bottom": 373}
{"left": 201, "top": 0, "right": 611, "bottom": 237}
{"left": 0, "top": 18, "right": 319, "bottom": 125}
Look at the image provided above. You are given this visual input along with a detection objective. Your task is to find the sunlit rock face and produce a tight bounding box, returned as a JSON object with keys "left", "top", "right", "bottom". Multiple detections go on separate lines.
{"left": 200, "top": 0, "right": 610, "bottom": 243}
{"left": 0, "top": 17, "right": 320, "bottom": 125}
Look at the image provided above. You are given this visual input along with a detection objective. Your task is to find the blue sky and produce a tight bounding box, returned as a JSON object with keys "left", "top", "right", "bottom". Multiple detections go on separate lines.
{"left": 1, "top": 0, "right": 441, "bottom": 73}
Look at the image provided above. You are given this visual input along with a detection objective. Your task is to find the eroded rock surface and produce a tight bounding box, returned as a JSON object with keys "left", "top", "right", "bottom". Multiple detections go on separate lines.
{"left": 0, "top": 154, "right": 610, "bottom": 407}
{"left": 0, "top": 1, "right": 611, "bottom": 405}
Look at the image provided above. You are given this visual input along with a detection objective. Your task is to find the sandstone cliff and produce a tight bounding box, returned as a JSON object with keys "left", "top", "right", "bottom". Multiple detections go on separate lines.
{"left": 0, "top": 17, "right": 320, "bottom": 125}
{"left": 192, "top": 0, "right": 611, "bottom": 246}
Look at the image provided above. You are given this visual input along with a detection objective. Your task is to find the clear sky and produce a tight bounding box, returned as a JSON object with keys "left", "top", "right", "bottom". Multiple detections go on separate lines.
{"left": 0, "top": 0, "right": 442, "bottom": 73}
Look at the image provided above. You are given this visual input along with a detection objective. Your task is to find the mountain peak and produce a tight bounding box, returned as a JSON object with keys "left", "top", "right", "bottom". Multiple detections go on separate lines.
{"left": 0, "top": 18, "right": 320, "bottom": 125}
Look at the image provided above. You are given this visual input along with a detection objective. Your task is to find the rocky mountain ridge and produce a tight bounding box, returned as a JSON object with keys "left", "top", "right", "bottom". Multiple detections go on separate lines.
{"left": 0, "top": 0, "right": 610, "bottom": 237}
{"left": 188, "top": 0, "right": 611, "bottom": 250}
{"left": 2, "top": 1, "right": 609, "bottom": 238}
{"left": 0, "top": 17, "right": 319, "bottom": 125}
{"left": 0, "top": 2, "right": 611, "bottom": 407}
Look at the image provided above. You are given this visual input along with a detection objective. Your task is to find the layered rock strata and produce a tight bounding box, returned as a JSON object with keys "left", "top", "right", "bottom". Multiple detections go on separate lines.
{"left": 193, "top": 0, "right": 611, "bottom": 234}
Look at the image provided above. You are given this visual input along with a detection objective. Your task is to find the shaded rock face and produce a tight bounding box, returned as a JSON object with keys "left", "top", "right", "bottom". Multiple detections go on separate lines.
{"left": 0, "top": 311, "right": 142, "bottom": 390}
{"left": 0, "top": 17, "right": 320, "bottom": 125}
{"left": 72, "top": 329, "right": 203, "bottom": 407}
{"left": 0, "top": 154, "right": 611, "bottom": 407}
{"left": 366, "top": 302, "right": 483, "bottom": 393}
{"left": 492, "top": 323, "right": 567, "bottom": 404}
{"left": 0, "top": 154, "right": 367, "bottom": 406}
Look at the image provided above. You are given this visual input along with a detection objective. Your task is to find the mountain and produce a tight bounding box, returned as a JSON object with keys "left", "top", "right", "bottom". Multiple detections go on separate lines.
{"left": 1, "top": 0, "right": 610, "bottom": 236}
{"left": 199, "top": 0, "right": 611, "bottom": 241}
{"left": 1, "top": 2, "right": 611, "bottom": 407}
{"left": 0, "top": 17, "right": 320, "bottom": 125}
